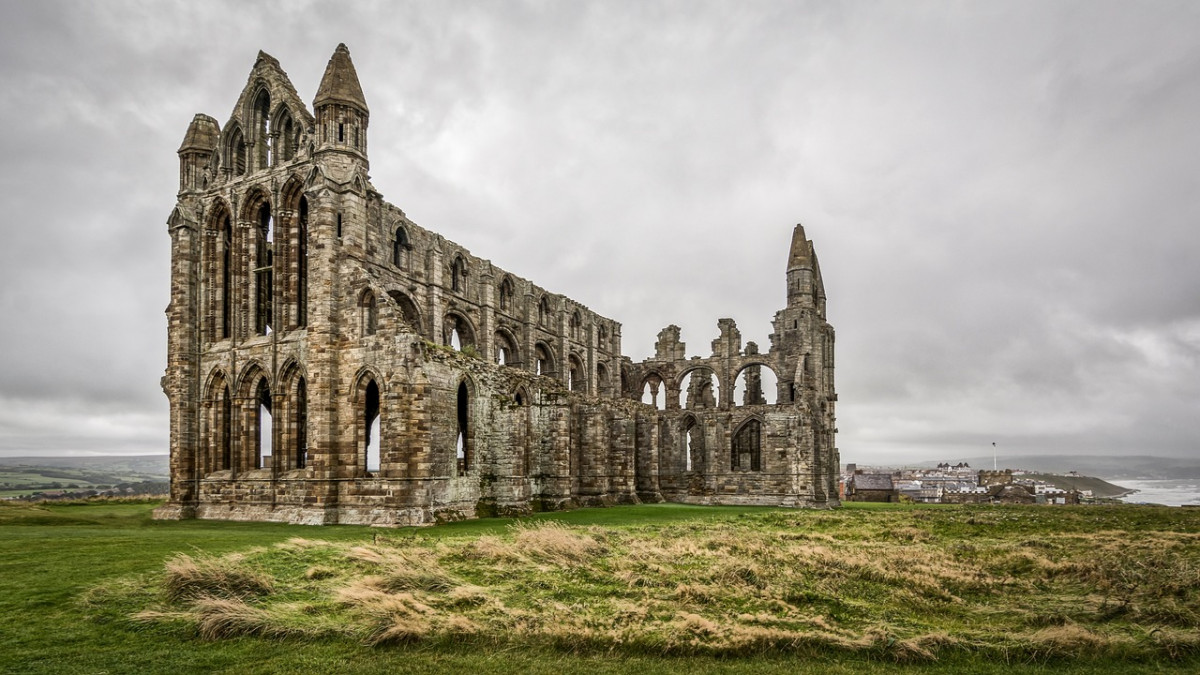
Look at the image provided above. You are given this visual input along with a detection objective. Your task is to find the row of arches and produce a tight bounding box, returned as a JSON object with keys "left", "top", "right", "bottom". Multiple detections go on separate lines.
{"left": 356, "top": 291, "right": 612, "bottom": 395}
{"left": 222, "top": 87, "right": 304, "bottom": 179}
{"left": 204, "top": 180, "right": 308, "bottom": 342}
{"left": 200, "top": 363, "right": 307, "bottom": 476}
{"left": 640, "top": 364, "right": 780, "bottom": 410}
{"left": 387, "top": 237, "right": 612, "bottom": 350}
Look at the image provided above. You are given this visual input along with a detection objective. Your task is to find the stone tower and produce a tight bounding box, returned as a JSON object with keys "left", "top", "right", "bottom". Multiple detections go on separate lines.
{"left": 155, "top": 46, "right": 839, "bottom": 525}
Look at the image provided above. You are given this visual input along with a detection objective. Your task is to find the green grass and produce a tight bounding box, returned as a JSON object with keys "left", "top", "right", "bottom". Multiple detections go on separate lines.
{"left": 1, "top": 500, "right": 1198, "bottom": 674}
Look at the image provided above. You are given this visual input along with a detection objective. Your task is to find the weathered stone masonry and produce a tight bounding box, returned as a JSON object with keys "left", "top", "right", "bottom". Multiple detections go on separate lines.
{"left": 155, "top": 45, "right": 839, "bottom": 526}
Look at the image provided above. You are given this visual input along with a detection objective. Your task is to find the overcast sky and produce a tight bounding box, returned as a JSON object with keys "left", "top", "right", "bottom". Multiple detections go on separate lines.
{"left": 1, "top": 1, "right": 1197, "bottom": 465}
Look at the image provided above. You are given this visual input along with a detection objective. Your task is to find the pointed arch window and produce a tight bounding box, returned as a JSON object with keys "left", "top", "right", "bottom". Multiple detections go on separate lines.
{"left": 294, "top": 377, "right": 307, "bottom": 470}
{"left": 254, "top": 201, "right": 274, "bottom": 336}
{"left": 456, "top": 381, "right": 471, "bottom": 475}
{"left": 450, "top": 255, "right": 467, "bottom": 293}
{"left": 570, "top": 311, "right": 582, "bottom": 339}
{"left": 296, "top": 197, "right": 308, "bottom": 328}
{"left": 498, "top": 276, "right": 514, "bottom": 311}
{"left": 732, "top": 419, "right": 762, "bottom": 472}
{"left": 360, "top": 289, "right": 377, "bottom": 336}
{"left": 253, "top": 89, "right": 271, "bottom": 170}
{"left": 220, "top": 213, "right": 233, "bottom": 339}
{"left": 256, "top": 379, "right": 273, "bottom": 469}
{"left": 537, "top": 296, "right": 552, "bottom": 327}
{"left": 362, "top": 379, "right": 380, "bottom": 473}
{"left": 392, "top": 226, "right": 409, "bottom": 269}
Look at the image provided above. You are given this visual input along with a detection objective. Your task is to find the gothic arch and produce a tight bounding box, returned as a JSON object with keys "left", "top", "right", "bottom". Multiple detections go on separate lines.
{"left": 279, "top": 175, "right": 308, "bottom": 330}
{"left": 205, "top": 199, "right": 235, "bottom": 341}
{"left": 277, "top": 359, "right": 308, "bottom": 471}
{"left": 223, "top": 121, "right": 247, "bottom": 176}
{"left": 392, "top": 223, "right": 410, "bottom": 268}
{"left": 270, "top": 104, "right": 300, "bottom": 163}
{"left": 640, "top": 370, "right": 668, "bottom": 410}
{"left": 533, "top": 341, "right": 556, "bottom": 376}
{"left": 731, "top": 416, "right": 763, "bottom": 472}
{"left": 351, "top": 368, "right": 383, "bottom": 475}
{"left": 359, "top": 288, "right": 378, "bottom": 336}
{"left": 497, "top": 275, "right": 515, "bottom": 312}
{"left": 387, "top": 289, "right": 423, "bottom": 335}
{"left": 678, "top": 365, "right": 721, "bottom": 410}
{"left": 443, "top": 310, "right": 475, "bottom": 350}
{"left": 234, "top": 362, "right": 272, "bottom": 471}
{"left": 449, "top": 254, "right": 468, "bottom": 293}
{"left": 494, "top": 326, "right": 520, "bottom": 366}
{"left": 681, "top": 413, "right": 704, "bottom": 473}
{"left": 732, "top": 362, "right": 779, "bottom": 406}
{"left": 202, "top": 369, "right": 234, "bottom": 475}
{"left": 567, "top": 353, "right": 586, "bottom": 392}
{"left": 454, "top": 377, "right": 475, "bottom": 476}
{"left": 249, "top": 86, "right": 271, "bottom": 170}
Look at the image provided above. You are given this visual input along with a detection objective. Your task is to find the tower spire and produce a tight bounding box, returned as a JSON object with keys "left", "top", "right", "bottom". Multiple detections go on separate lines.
{"left": 314, "top": 43, "right": 367, "bottom": 113}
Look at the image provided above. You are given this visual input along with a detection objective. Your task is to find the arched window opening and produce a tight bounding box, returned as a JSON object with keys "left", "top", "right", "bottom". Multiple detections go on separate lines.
{"left": 296, "top": 197, "right": 308, "bottom": 328}
{"left": 495, "top": 330, "right": 518, "bottom": 366}
{"left": 220, "top": 213, "right": 233, "bottom": 339}
{"left": 278, "top": 113, "right": 296, "bottom": 162}
{"left": 450, "top": 255, "right": 467, "bottom": 293}
{"left": 220, "top": 385, "right": 232, "bottom": 471}
{"left": 569, "top": 311, "right": 582, "bottom": 339}
{"left": 534, "top": 342, "right": 554, "bottom": 376}
{"left": 254, "top": 89, "right": 271, "bottom": 169}
{"left": 684, "top": 417, "right": 704, "bottom": 473}
{"left": 513, "top": 388, "right": 527, "bottom": 406}
{"left": 392, "top": 226, "right": 409, "bottom": 268}
{"left": 361, "top": 290, "right": 377, "bottom": 336}
{"left": 295, "top": 378, "right": 307, "bottom": 470}
{"left": 568, "top": 355, "right": 585, "bottom": 392}
{"left": 498, "top": 277, "right": 514, "bottom": 312}
{"left": 388, "top": 290, "right": 422, "bottom": 334}
{"left": 733, "top": 364, "right": 779, "bottom": 406}
{"left": 681, "top": 368, "right": 720, "bottom": 410}
{"left": 256, "top": 379, "right": 272, "bottom": 469}
{"left": 537, "top": 296, "right": 551, "bottom": 327}
{"left": 598, "top": 324, "right": 608, "bottom": 352}
{"left": 596, "top": 363, "right": 610, "bottom": 396}
{"left": 229, "top": 127, "right": 247, "bottom": 176}
{"left": 444, "top": 313, "right": 474, "bottom": 351}
{"left": 254, "top": 201, "right": 274, "bottom": 336}
{"left": 363, "top": 379, "right": 380, "bottom": 473}
{"left": 456, "top": 381, "right": 470, "bottom": 475}
{"left": 640, "top": 374, "right": 666, "bottom": 411}
{"left": 732, "top": 419, "right": 762, "bottom": 472}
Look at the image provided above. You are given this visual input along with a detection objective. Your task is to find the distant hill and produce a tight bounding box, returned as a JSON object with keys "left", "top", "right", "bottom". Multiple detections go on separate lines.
{"left": 0, "top": 455, "right": 169, "bottom": 497}
{"left": 1019, "top": 473, "right": 1133, "bottom": 499}
{"left": 0, "top": 455, "right": 168, "bottom": 477}
{"left": 914, "top": 455, "right": 1200, "bottom": 480}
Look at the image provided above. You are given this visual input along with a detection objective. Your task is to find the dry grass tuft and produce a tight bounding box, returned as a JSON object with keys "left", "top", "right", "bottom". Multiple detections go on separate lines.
{"left": 191, "top": 597, "right": 304, "bottom": 640}
{"left": 163, "top": 553, "right": 274, "bottom": 602}
{"left": 304, "top": 565, "right": 337, "bottom": 581}
{"left": 512, "top": 521, "right": 606, "bottom": 566}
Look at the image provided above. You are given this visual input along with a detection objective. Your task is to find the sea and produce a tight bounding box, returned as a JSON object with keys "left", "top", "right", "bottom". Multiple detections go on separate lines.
{"left": 1111, "top": 479, "right": 1200, "bottom": 507}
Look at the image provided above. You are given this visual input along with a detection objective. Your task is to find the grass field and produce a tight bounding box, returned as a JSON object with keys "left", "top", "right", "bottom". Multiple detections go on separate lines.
{"left": 1, "top": 500, "right": 1197, "bottom": 674}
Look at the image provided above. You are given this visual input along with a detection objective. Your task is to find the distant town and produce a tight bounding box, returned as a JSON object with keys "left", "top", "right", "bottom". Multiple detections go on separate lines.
{"left": 841, "top": 462, "right": 1134, "bottom": 505}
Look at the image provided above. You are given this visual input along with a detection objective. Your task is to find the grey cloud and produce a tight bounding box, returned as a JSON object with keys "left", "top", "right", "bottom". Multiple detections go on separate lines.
{"left": 1, "top": 1, "right": 1197, "bottom": 463}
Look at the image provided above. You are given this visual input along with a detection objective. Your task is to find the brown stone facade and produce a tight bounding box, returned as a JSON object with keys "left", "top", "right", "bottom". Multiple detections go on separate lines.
{"left": 155, "top": 45, "right": 839, "bottom": 526}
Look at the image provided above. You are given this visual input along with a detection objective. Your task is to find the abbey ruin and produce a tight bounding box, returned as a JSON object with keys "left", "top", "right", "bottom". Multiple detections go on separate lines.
{"left": 155, "top": 45, "right": 839, "bottom": 526}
